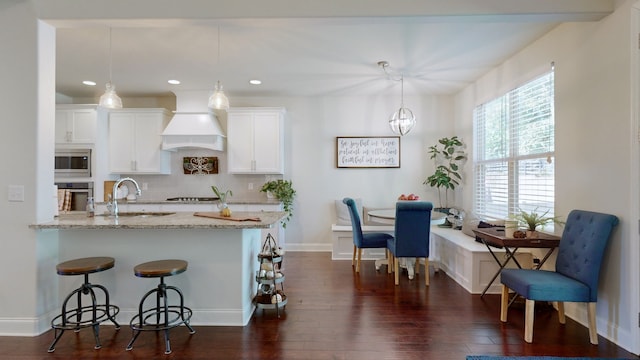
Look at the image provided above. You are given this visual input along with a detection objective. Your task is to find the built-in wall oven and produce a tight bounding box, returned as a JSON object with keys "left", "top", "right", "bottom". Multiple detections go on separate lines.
{"left": 55, "top": 149, "right": 91, "bottom": 178}
{"left": 55, "top": 182, "right": 94, "bottom": 212}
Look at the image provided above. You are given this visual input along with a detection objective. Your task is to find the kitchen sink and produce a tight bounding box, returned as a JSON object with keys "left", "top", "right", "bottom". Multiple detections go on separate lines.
{"left": 99, "top": 211, "right": 176, "bottom": 218}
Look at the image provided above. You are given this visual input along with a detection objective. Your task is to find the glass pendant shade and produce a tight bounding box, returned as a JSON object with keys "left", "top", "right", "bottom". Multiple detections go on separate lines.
{"left": 389, "top": 107, "right": 416, "bottom": 136}
{"left": 208, "top": 81, "right": 230, "bottom": 110}
{"left": 99, "top": 82, "right": 122, "bottom": 109}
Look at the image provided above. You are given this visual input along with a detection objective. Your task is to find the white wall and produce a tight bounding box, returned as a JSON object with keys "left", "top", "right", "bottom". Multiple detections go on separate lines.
{"left": 0, "top": 2, "right": 59, "bottom": 335}
{"left": 455, "top": 0, "right": 638, "bottom": 353}
{"left": 109, "top": 94, "right": 456, "bottom": 251}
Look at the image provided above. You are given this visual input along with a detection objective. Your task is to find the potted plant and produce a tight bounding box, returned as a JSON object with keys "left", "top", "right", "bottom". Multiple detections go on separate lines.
{"left": 260, "top": 180, "right": 296, "bottom": 228}
{"left": 423, "top": 136, "right": 467, "bottom": 211}
{"left": 211, "top": 186, "right": 233, "bottom": 217}
{"left": 515, "top": 208, "right": 563, "bottom": 238}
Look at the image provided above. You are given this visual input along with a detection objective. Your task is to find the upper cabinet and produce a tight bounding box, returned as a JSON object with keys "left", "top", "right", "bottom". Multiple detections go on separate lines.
{"left": 227, "top": 107, "right": 285, "bottom": 174}
{"left": 55, "top": 105, "right": 97, "bottom": 145}
{"left": 108, "top": 108, "right": 171, "bottom": 175}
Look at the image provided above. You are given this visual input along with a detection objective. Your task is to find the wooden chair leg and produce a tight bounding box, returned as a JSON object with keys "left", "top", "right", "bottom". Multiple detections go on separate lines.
{"left": 387, "top": 251, "right": 393, "bottom": 274}
{"left": 394, "top": 257, "right": 399, "bottom": 285}
{"left": 424, "top": 258, "right": 429, "bottom": 287}
{"left": 500, "top": 285, "right": 509, "bottom": 322}
{"left": 557, "top": 302, "right": 566, "bottom": 324}
{"left": 414, "top": 258, "right": 420, "bottom": 275}
{"left": 524, "top": 299, "right": 535, "bottom": 343}
{"left": 352, "top": 245, "right": 356, "bottom": 267}
{"left": 356, "top": 248, "right": 363, "bottom": 273}
{"left": 587, "top": 302, "right": 598, "bottom": 345}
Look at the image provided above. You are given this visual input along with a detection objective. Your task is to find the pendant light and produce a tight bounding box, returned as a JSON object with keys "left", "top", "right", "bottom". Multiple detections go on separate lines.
{"left": 379, "top": 61, "right": 415, "bottom": 136}
{"left": 388, "top": 74, "right": 415, "bottom": 136}
{"left": 208, "top": 26, "right": 230, "bottom": 110}
{"left": 99, "top": 27, "right": 123, "bottom": 109}
{"left": 208, "top": 80, "right": 229, "bottom": 110}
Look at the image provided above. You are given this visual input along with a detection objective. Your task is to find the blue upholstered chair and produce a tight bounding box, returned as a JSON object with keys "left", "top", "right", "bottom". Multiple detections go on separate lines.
{"left": 500, "top": 209, "right": 619, "bottom": 344}
{"left": 343, "top": 198, "right": 394, "bottom": 273}
{"left": 386, "top": 201, "right": 433, "bottom": 286}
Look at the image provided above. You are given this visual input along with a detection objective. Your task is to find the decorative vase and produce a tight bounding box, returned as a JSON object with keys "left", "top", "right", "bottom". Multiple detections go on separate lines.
{"left": 218, "top": 201, "right": 232, "bottom": 217}
{"left": 505, "top": 220, "right": 518, "bottom": 238}
{"left": 526, "top": 230, "right": 539, "bottom": 239}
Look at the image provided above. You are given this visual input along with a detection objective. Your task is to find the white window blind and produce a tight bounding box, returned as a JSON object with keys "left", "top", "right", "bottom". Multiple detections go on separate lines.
{"left": 473, "top": 70, "right": 555, "bottom": 224}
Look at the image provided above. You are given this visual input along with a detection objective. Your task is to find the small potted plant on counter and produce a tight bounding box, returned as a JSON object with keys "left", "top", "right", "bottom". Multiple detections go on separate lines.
{"left": 260, "top": 179, "right": 296, "bottom": 228}
{"left": 211, "top": 185, "right": 233, "bottom": 217}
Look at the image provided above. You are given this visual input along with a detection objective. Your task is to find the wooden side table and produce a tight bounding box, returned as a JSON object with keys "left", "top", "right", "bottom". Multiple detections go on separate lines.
{"left": 472, "top": 227, "right": 561, "bottom": 297}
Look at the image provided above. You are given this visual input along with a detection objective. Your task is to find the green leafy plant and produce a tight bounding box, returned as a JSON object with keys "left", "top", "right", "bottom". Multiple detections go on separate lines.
{"left": 515, "top": 208, "right": 563, "bottom": 231}
{"left": 211, "top": 186, "right": 233, "bottom": 203}
{"left": 423, "top": 136, "right": 467, "bottom": 209}
{"left": 260, "top": 180, "right": 296, "bottom": 228}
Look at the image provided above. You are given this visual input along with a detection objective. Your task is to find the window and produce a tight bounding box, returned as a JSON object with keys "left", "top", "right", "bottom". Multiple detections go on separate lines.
{"left": 473, "top": 70, "right": 555, "bottom": 224}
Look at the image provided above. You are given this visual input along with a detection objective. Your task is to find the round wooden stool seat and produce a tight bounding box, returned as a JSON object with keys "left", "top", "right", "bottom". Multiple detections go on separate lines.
{"left": 133, "top": 259, "right": 188, "bottom": 278}
{"left": 48, "top": 256, "right": 119, "bottom": 353}
{"left": 127, "top": 259, "right": 194, "bottom": 354}
{"left": 56, "top": 257, "right": 115, "bottom": 276}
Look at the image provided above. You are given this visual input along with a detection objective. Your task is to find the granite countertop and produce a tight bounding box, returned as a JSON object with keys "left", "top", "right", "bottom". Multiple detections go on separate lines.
{"left": 98, "top": 198, "right": 282, "bottom": 206}
{"left": 30, "top": 211, "right": 286, "bottom": 230}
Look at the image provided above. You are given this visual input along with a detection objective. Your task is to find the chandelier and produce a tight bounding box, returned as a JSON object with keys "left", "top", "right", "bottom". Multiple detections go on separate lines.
{"left": 379, "top": 61, "right": 415, "bottom": 136}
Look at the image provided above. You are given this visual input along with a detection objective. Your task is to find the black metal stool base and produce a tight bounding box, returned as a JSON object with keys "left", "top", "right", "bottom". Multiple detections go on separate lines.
{"left": 48, "top": 280, "right": 120, "bottom": 353}
{"left": 126, "top": 278, "right": 195, "bottom": 355}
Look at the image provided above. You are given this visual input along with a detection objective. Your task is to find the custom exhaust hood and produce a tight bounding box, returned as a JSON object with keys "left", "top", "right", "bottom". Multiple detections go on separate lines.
{"left": 161, "top": 91, "right": 226, "bottom": 151}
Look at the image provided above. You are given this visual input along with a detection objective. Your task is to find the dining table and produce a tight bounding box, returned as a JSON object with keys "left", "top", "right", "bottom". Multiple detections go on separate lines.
{"left": 366, "top": 207, "right": 445, "bottom": 277}
{"left": 368, "top": 208, "right": 446, "bottom": 224}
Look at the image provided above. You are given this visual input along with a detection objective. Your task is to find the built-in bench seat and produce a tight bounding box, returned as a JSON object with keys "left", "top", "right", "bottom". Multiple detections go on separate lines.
{"left": 331, "top": 223, "right": 531, "bottom": 294}
{"left": 430, "top": 227, "right": 531, "bottom": 294}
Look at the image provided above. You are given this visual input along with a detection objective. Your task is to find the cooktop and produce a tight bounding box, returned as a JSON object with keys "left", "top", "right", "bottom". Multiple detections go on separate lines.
{"left": 166, "top": 197, "right": 219, "bottom": 202}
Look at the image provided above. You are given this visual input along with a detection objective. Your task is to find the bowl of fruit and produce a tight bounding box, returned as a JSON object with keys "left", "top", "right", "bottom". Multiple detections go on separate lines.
{"left": 398, "top": 193, "right": 420, "bottom": 201}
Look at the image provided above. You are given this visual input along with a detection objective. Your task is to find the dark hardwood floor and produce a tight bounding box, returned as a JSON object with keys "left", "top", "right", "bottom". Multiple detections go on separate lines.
{"left": 2, "top": 252, "right": 637, "bottom": 359}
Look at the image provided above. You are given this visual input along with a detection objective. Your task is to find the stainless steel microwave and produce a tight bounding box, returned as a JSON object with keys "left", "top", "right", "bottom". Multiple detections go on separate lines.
{"left": 55, "top": 149, "right": 91, "bottom": 178}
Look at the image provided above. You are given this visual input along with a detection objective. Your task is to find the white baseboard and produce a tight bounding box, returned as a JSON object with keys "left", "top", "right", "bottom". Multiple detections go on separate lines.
{"left": 285, "top": 243, "right": 332, "bottom": 252}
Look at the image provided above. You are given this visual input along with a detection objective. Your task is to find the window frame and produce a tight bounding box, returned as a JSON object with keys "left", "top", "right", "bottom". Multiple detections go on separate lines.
{"left": 472, "top": 70, "right": 555, "bottom": 224}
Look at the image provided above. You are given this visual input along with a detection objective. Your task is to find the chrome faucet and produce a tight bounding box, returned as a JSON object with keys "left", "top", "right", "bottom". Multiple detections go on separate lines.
{"left": 110, "top": 177, "right": 142, "bottom": 217}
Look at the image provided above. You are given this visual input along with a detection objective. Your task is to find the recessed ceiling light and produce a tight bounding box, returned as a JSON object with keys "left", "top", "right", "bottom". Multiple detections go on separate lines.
{"left": 168, "top": 79, "right": 181, "bottom": 85}
{"left": 249, "top": 79, "right": 262, "bottom": 85}
{"left": 82, "top": 80, "right": 96, "bottom": 86}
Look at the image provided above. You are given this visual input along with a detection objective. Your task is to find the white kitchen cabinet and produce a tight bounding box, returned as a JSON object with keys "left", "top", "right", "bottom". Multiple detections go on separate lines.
{"left": 55, "top": 105, "right": 97, "bottom": 144}
{"left": 108, "top": 108, "right": 171, "bottom": 174}
{"left": 226, "top": 107, "right": 285, "bottom": 174}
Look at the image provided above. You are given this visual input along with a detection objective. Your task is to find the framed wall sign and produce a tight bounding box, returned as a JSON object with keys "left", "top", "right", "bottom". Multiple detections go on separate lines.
{"left": 336, "top": 136, "right": 400, "bottom": 168}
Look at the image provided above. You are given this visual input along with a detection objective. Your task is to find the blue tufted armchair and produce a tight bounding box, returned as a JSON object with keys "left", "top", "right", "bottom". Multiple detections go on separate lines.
{"left": 500, "top": 209, "right": 619, "bottom": 344}
{"left": 386, "top": 201, "right": 433, "bottom": 286}
{"left": 343, "top": 198, "right": 394, "bottom": 273}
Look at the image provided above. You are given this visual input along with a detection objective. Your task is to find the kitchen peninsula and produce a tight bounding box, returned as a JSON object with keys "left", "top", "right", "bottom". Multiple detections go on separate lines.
{"left": 31, "top": 210, "right": 286, "bottom": 326}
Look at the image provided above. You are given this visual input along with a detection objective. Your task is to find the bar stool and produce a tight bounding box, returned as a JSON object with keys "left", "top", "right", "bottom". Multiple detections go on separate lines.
{"left": 126, "top": 259, "right": 195, "bottom": 355}
{"left": 48, "top": 256, "right": 120, "bottom": 353}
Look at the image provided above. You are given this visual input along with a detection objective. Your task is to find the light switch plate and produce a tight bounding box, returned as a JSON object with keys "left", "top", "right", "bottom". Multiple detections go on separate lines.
{"left": 8, "top": 185, "right": 25, "bottom": 202}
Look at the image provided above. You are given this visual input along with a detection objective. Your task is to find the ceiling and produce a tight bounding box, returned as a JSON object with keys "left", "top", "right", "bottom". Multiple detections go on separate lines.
{"left": 51, "top": 1, "right": 613, "bottom": 100}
